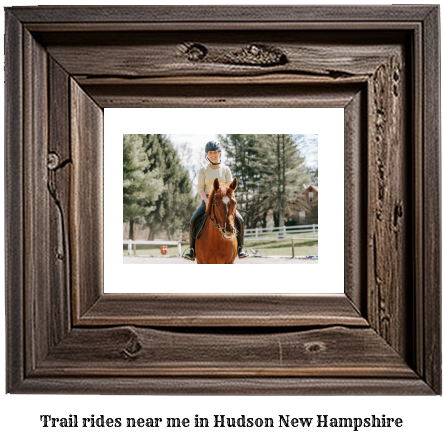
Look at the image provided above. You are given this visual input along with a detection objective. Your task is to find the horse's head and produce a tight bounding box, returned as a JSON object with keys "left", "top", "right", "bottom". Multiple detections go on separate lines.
{"left": 206, "top": 177, "right": 238, "bottom": 240}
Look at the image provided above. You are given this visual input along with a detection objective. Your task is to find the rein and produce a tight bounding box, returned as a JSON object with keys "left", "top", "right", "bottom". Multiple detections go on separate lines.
{"left": 209, "top": 202, "right": 221, "bottom": 230}
{"left": 209, "top": 197, "right": 238, "bottom": 236}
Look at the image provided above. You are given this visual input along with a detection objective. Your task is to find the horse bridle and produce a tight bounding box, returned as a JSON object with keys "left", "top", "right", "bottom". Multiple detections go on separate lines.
{"left": 209, "top": 197, "right": 238, "bottom": 236}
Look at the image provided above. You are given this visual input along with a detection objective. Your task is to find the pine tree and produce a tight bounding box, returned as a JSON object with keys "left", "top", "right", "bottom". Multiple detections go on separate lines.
{"left": 218, "top": 134, "right": 311, "bottom": 231}
{"left": 218, "top": 134, "right": 271, "bottom": 228}
{"left": 263, "top": 134, "right": 311, "bottom": 236}
{"left": 123, "top": 134, "right": 164, "bottom": 240}
{"left": 143, "top": 135, "right": 198, "bottom": 240}
{"left": 309, "top": 166, "right": 319, "bottom": 185}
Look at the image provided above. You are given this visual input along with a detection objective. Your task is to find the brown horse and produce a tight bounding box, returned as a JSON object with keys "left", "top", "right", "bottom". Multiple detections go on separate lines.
{"left": 195, "top": 177, "right": 239, "bottom": 264}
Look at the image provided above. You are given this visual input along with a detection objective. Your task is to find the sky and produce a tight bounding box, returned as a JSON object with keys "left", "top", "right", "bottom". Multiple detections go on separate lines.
{"left": 168, "top": 134, "right": 318, "bottom": 168}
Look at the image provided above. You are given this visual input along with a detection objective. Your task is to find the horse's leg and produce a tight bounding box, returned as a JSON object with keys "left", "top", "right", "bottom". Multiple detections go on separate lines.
{"left": 196, "top": 220, "right": 211, "bottom": 264}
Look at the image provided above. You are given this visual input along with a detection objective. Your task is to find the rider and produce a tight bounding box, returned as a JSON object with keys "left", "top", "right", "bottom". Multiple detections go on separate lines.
{"left": 183, "top": 141, "right": 248, "bottom": 261}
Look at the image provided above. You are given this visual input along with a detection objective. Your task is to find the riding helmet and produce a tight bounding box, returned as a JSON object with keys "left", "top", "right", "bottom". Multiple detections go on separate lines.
{"left": 205, "top": 141, "right": 222, "bottom": 164}
{"left": 205, "top": 141, "right": 221, "bottom": 153}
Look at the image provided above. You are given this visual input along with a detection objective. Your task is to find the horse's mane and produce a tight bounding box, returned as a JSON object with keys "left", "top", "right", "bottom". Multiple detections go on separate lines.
{"left": 206, "top": 183, "right": 233, "bottom": 216}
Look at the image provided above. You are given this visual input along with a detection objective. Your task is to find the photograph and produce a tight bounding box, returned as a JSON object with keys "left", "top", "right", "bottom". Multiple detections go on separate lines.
{"left": 105, "top": 107, "right": 341, "bottom": 296}
{"left": 122, "top": 134, "right": 319, "bottom": 264}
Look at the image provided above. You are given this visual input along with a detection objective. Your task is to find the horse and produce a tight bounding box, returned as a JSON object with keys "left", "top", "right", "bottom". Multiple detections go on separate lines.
{"left": 195, "top": 177, "right": 239, "bottom": 264}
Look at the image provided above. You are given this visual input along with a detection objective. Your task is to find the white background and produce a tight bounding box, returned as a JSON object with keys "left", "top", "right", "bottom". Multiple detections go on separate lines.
{"left": 106, "top": 108, "right": 343, "bottom": 294}
{"left": 1, "top": 1, "right": 442, "bottom": 437}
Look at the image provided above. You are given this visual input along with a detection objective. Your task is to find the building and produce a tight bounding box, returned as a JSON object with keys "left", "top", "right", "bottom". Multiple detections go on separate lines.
{"left": 286, "top": 185, "right": 318, "bottom": 224}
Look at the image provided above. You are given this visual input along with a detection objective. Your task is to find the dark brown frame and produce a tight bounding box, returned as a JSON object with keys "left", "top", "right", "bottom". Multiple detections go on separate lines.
{"left": 5, "top": 5, "right": 441, "bottom": 394}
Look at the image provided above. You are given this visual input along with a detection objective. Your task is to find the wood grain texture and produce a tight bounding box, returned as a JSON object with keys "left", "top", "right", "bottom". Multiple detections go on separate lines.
{"left": 5, "top": 10, "right": 24, "bottom": 393}
{"left": 366, "top": 50, "right": 409, "bottom": 358}
{"left": 411, "top": 18, "right": 425, "bottom": 384}
{"left": 23, "top": 29, "right": 50, "bottom": 373}
{"left": 36, "top": 326, "right": 415, "bottom": 378}
{"left": 4, "top": 5, "right": 441, "bottom": 395}
{"left": 48, "top": 57, "right": 72, "bottom": 346}
{"left": 41, "top": 32, "right": 401, "bottom": 80}
{"left": 8, "top": 5, "right": 436, "bottom": 23}
{"left": 79, "top": 294, "right": 367, "bottom": 327}
{"left": 82, "top": 83, "right": 361, "bottom": 108}
{"left": 76, "top": 73, "right": 368, "bottom": 86}
{"left": 344, "top": 90, "right": 366, "bottom": 314}
{"left": 70, "top": 80, "right": 104, "bottom": 320}
{"left": 422, "top": 6, "right": 441, "bottom": 394}
{"left": 12, "top": 375, "right": 434, "bottom": 395}
{"left": 25, "top": 23, "right": 425, "bottom": 34}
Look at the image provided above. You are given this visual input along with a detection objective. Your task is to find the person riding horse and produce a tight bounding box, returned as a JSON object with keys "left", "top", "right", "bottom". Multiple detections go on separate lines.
{"left": 183, "top": 141, "right": 248, "bottom": 261}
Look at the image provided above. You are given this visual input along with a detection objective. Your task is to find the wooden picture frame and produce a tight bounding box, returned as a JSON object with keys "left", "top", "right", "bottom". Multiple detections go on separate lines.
{"left": 5, "top": 5, "right": 441, "bottom": 394}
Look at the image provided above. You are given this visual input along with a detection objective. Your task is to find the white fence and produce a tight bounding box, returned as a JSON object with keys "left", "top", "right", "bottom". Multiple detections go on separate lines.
{"left": 123, "top": 225, "right": 317, "bottom": 256}
{"left": 245, "top": 224, "right": 318, "bottom": 241}
{"left": 123, "top": 240, "right": 182, "bottom": 256}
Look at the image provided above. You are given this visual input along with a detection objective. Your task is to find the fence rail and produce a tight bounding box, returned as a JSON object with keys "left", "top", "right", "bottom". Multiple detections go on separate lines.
{"left": 245, "top": 224, "right": 318, "bottom": 240}
{"left": 123, "top": 225, "right": 317, "bottom": 256}
{"left": 123, "top": 239, "right": 182, "bottom": 256}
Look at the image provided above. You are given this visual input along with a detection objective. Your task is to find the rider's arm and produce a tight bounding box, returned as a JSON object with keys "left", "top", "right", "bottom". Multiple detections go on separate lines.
{"left": 199, "top": 189, "right": 208, "bottom": 204}
{"left": 197, "top": 168, "right": 208, "bottom": 203}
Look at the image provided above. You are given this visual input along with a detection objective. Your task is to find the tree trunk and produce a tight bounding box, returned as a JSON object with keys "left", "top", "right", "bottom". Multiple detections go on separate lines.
{"left": 262, "top": 211, "right": 268, "bottom": 229}
{"left": 129, "top": 219, "right": 134, "bottom": 240}
{"left": 278, "top": 205, "right": 285, "bottom": 239}
{"left": 273, "top": 211, "right": 279, "bottom": 232}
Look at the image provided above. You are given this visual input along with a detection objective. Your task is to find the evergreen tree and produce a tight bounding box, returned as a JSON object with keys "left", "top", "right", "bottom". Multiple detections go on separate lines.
{"left": 309, "top": 166, "right": 319, "bottom": 185}
{"left": 218, "top": 134, "right": 271, "bottom": 228}
{"left": 143, "top": 134, "right": 198, "bottom": 239}
{"left": 123, "top": 134, "right": 164, "bottom": 240}
{"left": 263, "top": 134, "right": 311, "bottom": 236}
{"left": 218, "top": 134, "right": 311, "bottom": 231}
